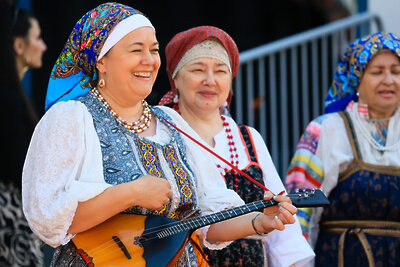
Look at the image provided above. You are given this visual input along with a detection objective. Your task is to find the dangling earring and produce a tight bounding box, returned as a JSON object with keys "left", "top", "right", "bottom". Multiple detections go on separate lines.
{"left": 98, "top": 78, "right": 105, "bottom": 89}
{"left": 223, "top": 101, "right": 228, "bottom": 108}
{"left": 173, "top": 89, "right": 179, "bottom": 103}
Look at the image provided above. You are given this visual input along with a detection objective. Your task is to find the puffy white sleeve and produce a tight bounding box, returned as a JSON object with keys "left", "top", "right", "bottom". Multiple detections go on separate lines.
{"left": 22, "top": 101, "right": 112, "bottom": 248}
{"left": 158, "top": 106, "right": 244, "bottom": 249}
{"left": 249, "top": 127, "right": 315, "bottom": 267}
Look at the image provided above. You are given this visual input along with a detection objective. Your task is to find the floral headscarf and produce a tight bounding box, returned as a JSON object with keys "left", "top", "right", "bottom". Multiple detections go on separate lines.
{"left": 158, "top": 26, "right": 239, "bottom": 108}
{"left": 324, "top": 32, "right": 400, "bottom": 113}
{"left": 45, "top": 2, "right": 153, "bottom": 111}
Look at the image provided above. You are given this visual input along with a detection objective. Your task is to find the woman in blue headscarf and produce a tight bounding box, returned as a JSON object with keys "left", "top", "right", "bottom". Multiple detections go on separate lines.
{"left": 22, "top": 3, "right": 297, "bottom": 266}
{"left": 285, "top": 32, "right": 400, "bottom": 266}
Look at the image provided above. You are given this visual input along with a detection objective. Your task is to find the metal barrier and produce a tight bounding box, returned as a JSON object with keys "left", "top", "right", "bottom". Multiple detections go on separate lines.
{"left": 231, "top": 12, "right": 383, "bottom": 179}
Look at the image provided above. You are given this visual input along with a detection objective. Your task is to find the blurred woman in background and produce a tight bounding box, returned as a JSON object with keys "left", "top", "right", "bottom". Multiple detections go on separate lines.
{"left": 0, "top": 2, "right": 46, "bottom": 265}
{"left": 13, "top": 8, "right": 47, "bottom": 82}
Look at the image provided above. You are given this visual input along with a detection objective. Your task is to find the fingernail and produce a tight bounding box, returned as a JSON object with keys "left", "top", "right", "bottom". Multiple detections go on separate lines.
{"left": 279, "top": 206, "right": 285, "bottom": 211}
{"left": 272, "top": 195, "right": 277, "bottom": 200}
{"left": 264, "top": 193, "right": 269, "bottom": 198}
{"left": 275, "top": 215, "right": 279, "bottom": 220}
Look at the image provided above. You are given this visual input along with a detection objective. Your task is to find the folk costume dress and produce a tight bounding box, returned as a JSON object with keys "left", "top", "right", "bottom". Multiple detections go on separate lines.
{"left": 159, "top": 25, "right": 314, "bottom": 267}
{"left": 203, "top": 116, "right": 314, "bottom": 267}
{"left": 285, "top": 32, "right": 400, "bottom": 266}
{"left": 22, "top": 3, "right": 243, "bottom": 267}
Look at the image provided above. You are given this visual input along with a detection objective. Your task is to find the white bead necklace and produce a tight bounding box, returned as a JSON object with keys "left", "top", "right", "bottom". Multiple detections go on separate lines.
{"left": 352, "top": 108, "right": 400, "bottom": 152}
{"left": 91, "top": 88, "right": 152, "bottom": 134}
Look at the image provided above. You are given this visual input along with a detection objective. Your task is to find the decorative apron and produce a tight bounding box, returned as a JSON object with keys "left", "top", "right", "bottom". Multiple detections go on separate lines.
{"left": 204, "top": 125, "right": 266, "bottom": 267}
{"left": 315, "top": 111, "right": 400, "bottom": 267}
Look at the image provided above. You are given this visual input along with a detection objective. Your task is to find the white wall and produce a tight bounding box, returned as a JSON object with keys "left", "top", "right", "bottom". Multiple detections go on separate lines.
{"left": 369, "top": 0, "right": 400, "bottom": 35}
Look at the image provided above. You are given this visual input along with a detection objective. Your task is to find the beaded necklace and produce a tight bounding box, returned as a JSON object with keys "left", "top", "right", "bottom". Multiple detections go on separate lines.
{"left": 91, "top": 88, "right": 152, "bottom": 134}
{"left": 217, "top": 115, "right": 240, "bottom": 191}
{"left": 174, "top": 104, "right": 240, "bottom": 190}
{"left": 352, "top": 107, "right": 400, "bottom": 152}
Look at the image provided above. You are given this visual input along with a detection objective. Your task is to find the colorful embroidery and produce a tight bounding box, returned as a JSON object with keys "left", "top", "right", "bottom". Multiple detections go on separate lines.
{"left": 297, "top": 208, "right": 313, "bottom": 240}
{"left": 285, "top": 116, "right": 326, "bottom": 240}
{"left": 137, "top": 139, "right": 162, "bottom": 177}
{"left": 347, "top": 101, "right": 390, "bottom": 147}
{"left": 163, "top": 145, "right": 195, "bottom": 220}
{"left": 136, "top": 139, "right": 169, "bottom": 217}
{"left": 175, "top": 250, "right": 188, "bottom": 267}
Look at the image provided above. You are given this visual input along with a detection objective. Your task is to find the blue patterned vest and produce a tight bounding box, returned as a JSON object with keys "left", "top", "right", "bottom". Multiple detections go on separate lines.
{"left": 79, "top": 92, "right": 198, "bottom": 219}
{"left": 50, "top": 94, "right": 200, "bottom": 267}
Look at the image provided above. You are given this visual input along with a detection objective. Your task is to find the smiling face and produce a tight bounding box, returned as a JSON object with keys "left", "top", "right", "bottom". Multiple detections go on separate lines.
{"left": 173, "top": 57, "right": 232, "bottom": 116}
{"left": 358, "top": 50, "right": 400, "bottom": 119}
{"left": 96, "top": 26, "right": 160, "bottom": 105}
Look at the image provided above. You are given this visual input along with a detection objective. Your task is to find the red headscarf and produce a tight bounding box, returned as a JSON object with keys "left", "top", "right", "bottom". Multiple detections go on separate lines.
{"left": 158, "top": 26, "right": 239, "bottom": 107}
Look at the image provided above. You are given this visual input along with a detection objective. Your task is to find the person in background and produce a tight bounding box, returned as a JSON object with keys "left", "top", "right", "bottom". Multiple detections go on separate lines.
{"left": 13, "top": 8, "right": 47, "bottom": 83}
{"left": 159, "top": 25, "right": 314, "bottom": 267}
{"left": 285, "top": 32, "right": 400, "bottom": 266}
{"left": 0, "top": 1, "right": 46, "bottom": 265}
{"left": 22, "top": 3, "right": 298, "bottom": 266}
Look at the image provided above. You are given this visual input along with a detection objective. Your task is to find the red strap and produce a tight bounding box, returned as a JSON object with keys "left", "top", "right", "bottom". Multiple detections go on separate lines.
{"left": 73, "top": 245, "right": 92, "bottom": 264}
{"left": 163, "top": 118, "right": 271, "bottom": 193}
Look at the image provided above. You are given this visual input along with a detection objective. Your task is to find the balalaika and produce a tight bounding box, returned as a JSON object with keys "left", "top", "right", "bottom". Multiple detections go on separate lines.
{"left": 72, "top": 189, "right": 329, "bottom": 266}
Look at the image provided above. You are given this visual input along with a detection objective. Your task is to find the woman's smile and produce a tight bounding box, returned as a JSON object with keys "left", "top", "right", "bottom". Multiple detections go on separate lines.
{"left": 133, "top": 71, "right": 151, "bottom": 79}
{"left": 198, "top": 90, "right": 217, "bottom": 98}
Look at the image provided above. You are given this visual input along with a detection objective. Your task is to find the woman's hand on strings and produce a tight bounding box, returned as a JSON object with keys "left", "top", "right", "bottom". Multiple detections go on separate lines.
{"left": 255, "top": 191, "right": 297, "bottom": 233}
{"left": 130, "top": 175, "right": 173, "bottom": 210}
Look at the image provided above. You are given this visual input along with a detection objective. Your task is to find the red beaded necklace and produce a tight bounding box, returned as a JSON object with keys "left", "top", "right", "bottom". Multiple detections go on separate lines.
{"left": 174, "top": 105, "right": 240, "bottom": 190}
{"left": 217, "top": 115, "right": 240, "bottom": 191}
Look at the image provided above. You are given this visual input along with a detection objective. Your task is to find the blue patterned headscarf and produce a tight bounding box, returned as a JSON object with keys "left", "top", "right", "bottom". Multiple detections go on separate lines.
{"left": 324, "top": 32, "right": 400, "bottom": 113}
{"left": 45, "top": 2, "right": 153, "bottom": 111}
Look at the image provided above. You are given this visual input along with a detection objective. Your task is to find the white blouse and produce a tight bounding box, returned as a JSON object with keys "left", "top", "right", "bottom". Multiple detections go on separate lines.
{"left": 22, "top": 101, "right": 244, "bottom": 249}
{"left": 213, "top": 116, "right": 315, "bottom": 267}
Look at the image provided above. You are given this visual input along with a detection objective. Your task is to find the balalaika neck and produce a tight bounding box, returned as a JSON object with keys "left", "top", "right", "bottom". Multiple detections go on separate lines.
{"left": 155, "top": 198, "right": 275, "bottom": 239}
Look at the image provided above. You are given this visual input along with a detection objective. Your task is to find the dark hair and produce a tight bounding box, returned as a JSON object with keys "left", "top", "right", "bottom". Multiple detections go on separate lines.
{"left": 0, "top": 1, "right": 21, "bottom": 92}
{"left": 13, "top": 8, "right": 35, "bottom": 39}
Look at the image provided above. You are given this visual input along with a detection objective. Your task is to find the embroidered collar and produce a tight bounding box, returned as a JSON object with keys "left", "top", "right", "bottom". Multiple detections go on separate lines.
{"left": 346, "top": 101, "right": 369, "bottom": 121}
